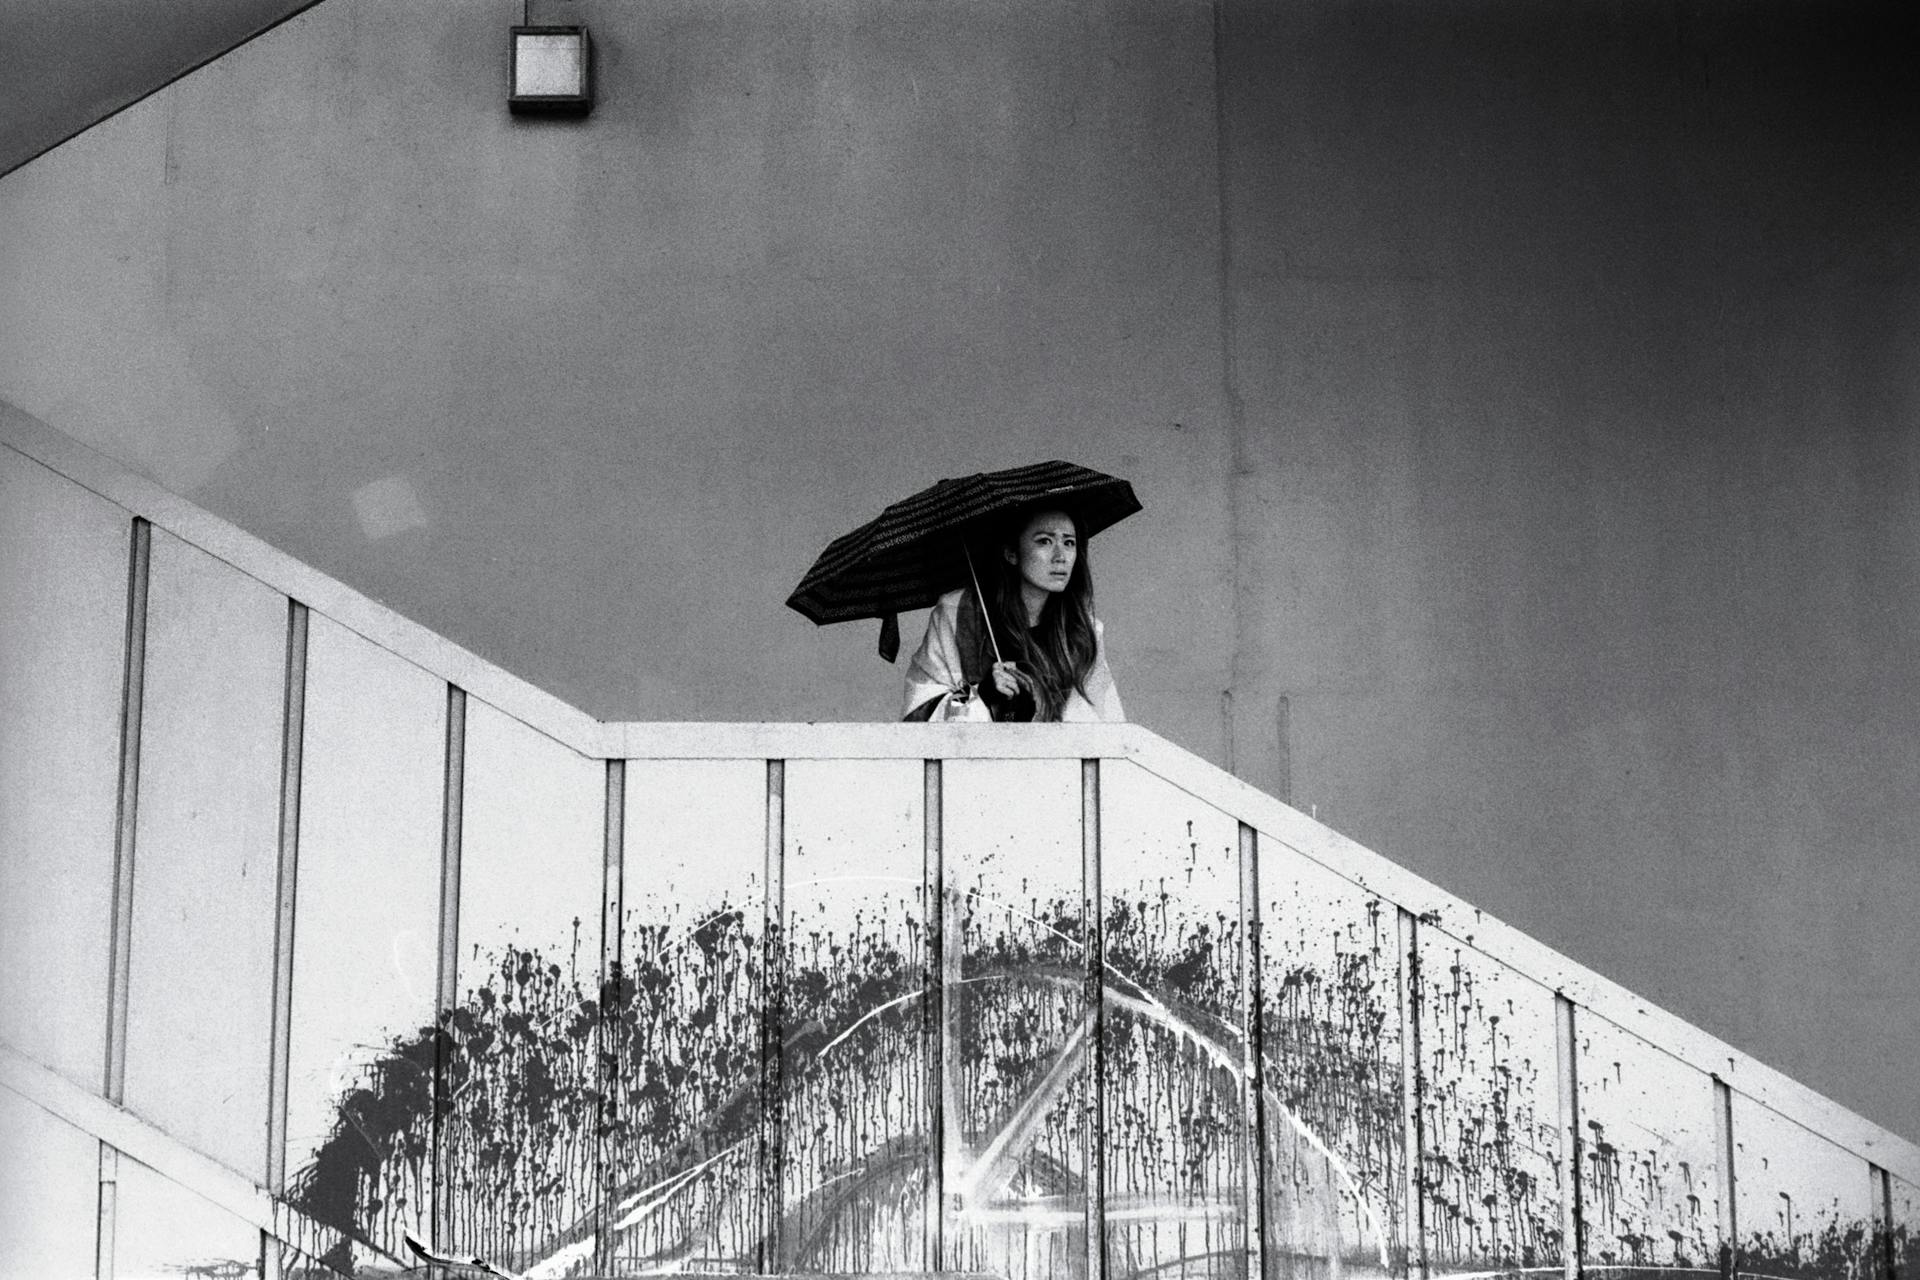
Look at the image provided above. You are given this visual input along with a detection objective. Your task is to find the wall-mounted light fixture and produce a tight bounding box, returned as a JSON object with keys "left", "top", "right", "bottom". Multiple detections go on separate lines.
{"left": 509, "top": 25, "right": 592, "bottom": 116}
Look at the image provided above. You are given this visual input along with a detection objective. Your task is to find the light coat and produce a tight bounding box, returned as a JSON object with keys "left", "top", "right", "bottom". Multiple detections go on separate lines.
{"left": 901, "top": 587, "right": 1125, "bottom": 722}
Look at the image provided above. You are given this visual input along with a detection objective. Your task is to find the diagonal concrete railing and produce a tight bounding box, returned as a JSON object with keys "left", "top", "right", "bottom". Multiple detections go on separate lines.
{"left": 3, "top": 400, "right": 1916, "bottom": 1280}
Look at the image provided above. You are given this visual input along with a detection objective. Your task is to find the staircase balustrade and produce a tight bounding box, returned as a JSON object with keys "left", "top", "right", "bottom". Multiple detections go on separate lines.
{"left": 3, "top": 407, "right": 1915, "bottom": 1280}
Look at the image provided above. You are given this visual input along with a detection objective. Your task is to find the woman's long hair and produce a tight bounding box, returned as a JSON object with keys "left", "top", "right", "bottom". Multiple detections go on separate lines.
{"left": 970, "top": 508, "right": 1098, "bottom": 721}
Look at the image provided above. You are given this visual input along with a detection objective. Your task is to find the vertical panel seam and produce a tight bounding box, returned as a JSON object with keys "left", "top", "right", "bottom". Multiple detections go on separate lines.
{"left": 95, "top": 1143, "right": 119, "bottom": 1280}
{"left": 924, "top": 758, "right": 945, "bottom": 1270}
{"left": 759, "top": 758, "right": 786, "bottom": 1271}
{"left": 98, "top": 515, "right": 149, "bottom": 1280}
{"left": 1714, "top": 1075, "right": 1737, "bottom": 1280}
{"left": 1082, "top": 758, "right": 1105, "bottom": 1280}
{"left": 1556, "top": 994, "right": 1583, "bottom": 1280}
{"left": 1401, "top": 907, "right": 1427, "bottom": 1280}
{"left": 1240, "top": 822, "right": 1266, "bottom": 1280}
{"left": 939, "top": 763, "right": 966, "bottom": 1272}
{"left": 432, "top": 685, "right": 467, "bottom": 1255}
{"left": 597, "top": 758, "right": 625, "bottom": 1276}
{"left": 103, "top": 517, "right": 150, "bottom": 1107}
{"left": 1873, "top": 1163, "right": 1894, "bottom": 1280}
{"left": 1882, "top": 1165, "right": 1896, "bottom": 1280}
{"left": 265, "top": 600, "right": 309, "bottom": 1201}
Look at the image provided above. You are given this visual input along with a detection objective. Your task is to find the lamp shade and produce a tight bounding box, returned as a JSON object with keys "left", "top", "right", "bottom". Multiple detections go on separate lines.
{"left": 510, "top": 25, "right": 592, "bottom": 115}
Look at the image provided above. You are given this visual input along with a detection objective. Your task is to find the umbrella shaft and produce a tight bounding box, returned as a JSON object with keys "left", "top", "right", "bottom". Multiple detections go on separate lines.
{"left": 962, "top": 544, "right": 1004, "bottom": 665}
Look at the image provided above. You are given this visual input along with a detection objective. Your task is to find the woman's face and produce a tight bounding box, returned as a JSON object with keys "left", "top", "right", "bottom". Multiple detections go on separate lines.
{"left": 1006, "top": 509, "right": 1079, "bottom": 597}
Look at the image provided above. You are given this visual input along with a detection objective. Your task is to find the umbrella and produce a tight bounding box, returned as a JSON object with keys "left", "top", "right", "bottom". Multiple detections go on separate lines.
{"left": 785, "top": 460, "right": 1142, "bottom": 660}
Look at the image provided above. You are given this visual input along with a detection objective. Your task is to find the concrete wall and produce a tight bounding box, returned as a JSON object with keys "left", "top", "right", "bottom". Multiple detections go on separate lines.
{"left": 1216, "top": 0, "right": 1920, "bottom": 1145}
{"left": 2, "top": 0, "right": 1915, "bottom": 1142}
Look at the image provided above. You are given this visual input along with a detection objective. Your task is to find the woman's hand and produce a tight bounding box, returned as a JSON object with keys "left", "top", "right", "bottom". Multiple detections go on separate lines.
{"left": 990, "top": 661, "right": 1028, "bottom": 699}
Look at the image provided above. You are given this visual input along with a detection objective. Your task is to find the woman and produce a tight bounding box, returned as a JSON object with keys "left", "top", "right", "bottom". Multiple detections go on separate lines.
{"left": 901, "top": 506, "right": 1124, "bottom": 722}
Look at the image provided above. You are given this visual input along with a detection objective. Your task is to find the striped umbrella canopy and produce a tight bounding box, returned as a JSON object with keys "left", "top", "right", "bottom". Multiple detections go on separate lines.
{"left": 786, "top": 460, "right": 1141, "bottom": 659}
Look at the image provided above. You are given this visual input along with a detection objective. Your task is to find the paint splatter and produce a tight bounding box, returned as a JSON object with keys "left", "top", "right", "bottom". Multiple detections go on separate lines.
{"left": 271, "top": 856, "right": 1890, "bottom": 1280}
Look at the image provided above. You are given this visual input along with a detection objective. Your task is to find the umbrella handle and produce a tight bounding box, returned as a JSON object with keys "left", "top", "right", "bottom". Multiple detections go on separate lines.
{"left": 962, "top": 543, "right": 1004, "bottom": 666}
